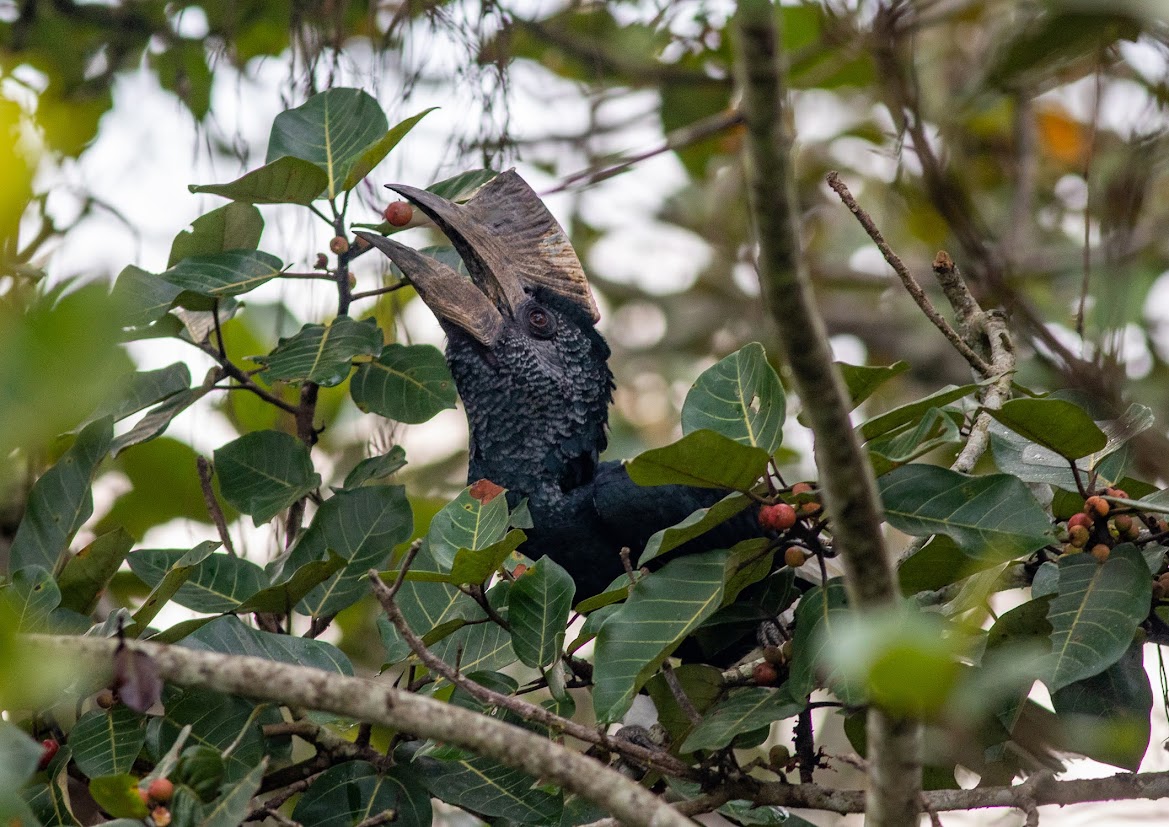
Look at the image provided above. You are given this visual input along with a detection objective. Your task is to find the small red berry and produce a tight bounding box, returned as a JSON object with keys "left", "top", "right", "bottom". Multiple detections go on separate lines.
{"left": 148, "top": 778, "right": 174, "bottom": 803}
{"left": 1067, "top": 512, "right": 1093, "bottom": 531}
{"left": 791, "top": 482, "right": 815, "bottom": 496}
{"left": 313, "top": 253, "right": 329, "bottom": 270}
{"left": 153, "top": 806, "right": 172, "bottom": 827}
{"left": 38, "top": 739, "right": 58, "bottom": 770}
{"left": 797, "top": 501, "right": 822, "bottom": 517}
{"left": 1104, "top": 487, "right": 1130, "bottom": 500}
{"left": 759, "top": 503, "right": 797, "bottom": 532}
{"left": 329, "top": 236, "right": 349, "bottom": 255}
{"left": 1090, "top": 544, "right": 1110, "bottom": 563}
{"left": 784, "top": 546, "right": 808, "bottom": 568}
{"left": 384, "top": 201, "right": 414, "bottom": 227}
{"left": 752, "top": 662, "right": 779, "bottom": 686}
{"left": 136, "top": 787, "right": 151, "bottom": 806}
{"left": 1085, "top": 496, "right": 1110, "bottom": 519}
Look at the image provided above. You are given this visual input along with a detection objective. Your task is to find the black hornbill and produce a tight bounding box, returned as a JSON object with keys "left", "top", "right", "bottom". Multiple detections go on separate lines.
{"left": 358, "top": 171, "right": 759, "bottom": 598}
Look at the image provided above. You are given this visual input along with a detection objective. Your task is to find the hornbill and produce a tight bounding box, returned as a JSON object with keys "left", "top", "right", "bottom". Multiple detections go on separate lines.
{"left": 357, "top": 171, "right": 761, "bottom": 598}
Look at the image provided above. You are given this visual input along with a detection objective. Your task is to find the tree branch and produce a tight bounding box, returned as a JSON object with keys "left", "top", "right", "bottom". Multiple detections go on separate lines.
{"left": 733, "top": 2, "right": 917, "bottom": 824}
{"left": 23, "top": 634, "right": 694, "bottom": 827}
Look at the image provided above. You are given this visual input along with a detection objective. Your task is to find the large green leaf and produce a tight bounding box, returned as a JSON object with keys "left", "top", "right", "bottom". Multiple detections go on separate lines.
{"left": 1050, "top": 642, "right": 1151, "bottom": 771}
{"left": 233, "top": 552, "right": 347, "bottom": 614}
{"left": 291, "top": 761, "right": 431, "bottom": 827}
{"left": 838, "top": 360, "right": 910, "bottom": 410}
{"left": 189, "top": 156, "right": 330, "bottom": 205}
{"left": 160, "top": 250, "right": 284, "bottom": 300}
{"left": 626, "top": 429, "right": 769, "bottom": 491}
{"left": 200, "top": 760, "right": 266, "bottom": 827}
{"left": 70, "top": 707, "right": 146, "bottom": 778}
{"left": 180, "top": 616, "right": 352, "bottom": 674}
{"left": 341, "top": 107, "right": 438, "bottom": 190}
{"left": 89, "top": 364, "right": 192, "bottom": 424}
{"left": 867, "top": 408, "right": 962, "bottom": 476}
{"left": 151, "top": 686, "right": 274, "bottom": 782}
{"left": 169, "top": 202, "right": 264, "bottom": 266}
{"left": 878, "top": 464, "right": 1053, "bottom": 560}
{"left": 592, "top": 549, "right": 729, "bottom": 723}
{"left": 680, "top": 342, "right": 785, "bottom": 453}
{"left": 448, "top": 529, "right": 526, "bottom": 585}
{"left": 419, "top": 745, "right": 561, "bottom": 824}
{"left": 680, "top": 685, "right": 804, "bottom": 752}
{"left": 639, "top": 492, "right": 752, "bottom": 566}
{"left": 427, "top": 482, "right": 510, "bottom": 569}
{"left": 1, "top": 566, "right": 61, "bottom": 632}
{"left": 57, "top": 529, "right": 134, "bottom": 614}
{"left": 507, "top": 557, "right": 575, "bottom": 669}
{"left": 1043, "top": 544, "right": 1151, "bottom": 692}
{"left": 129, "top": 542, "right": 219, "bottom": 632}
{"left": 111, "top": 383, "right": 214, "bottom": 457}
{"left": 110, "top": 265, "right": 183, "bottom": 327}
{"left": 350, "top": 343, "right": 458, "bottom": 424}
{"left": 431, "top": 605, "right": 516, "bottom": 674}
{"left": 857, "top": 383, "right": 983, "bottom": 441}
{"left": 128, "top": 550, "right": 268, "bottom": 613}
{"left": 214, "top": 430, "right": 321, "bottom": 525}
{"left": 255, "top": 316, "right": 383, "bottom": 387}
{"left": 343, "top": 446, "right": 407, "bottom": 489}
{"left": 787, "top": 579, "right": 863, "bottom": 704}
{"left": 988, "top": 398, "right": 1107, "bottom": 460}
{"left": 10, "top": 417, "right": 112, "bottom": 572}
{"left": 296, "top": 485, "right": 414, "bottom": 617}
{"left": 266, "top": 89, "right": 427, "bottom": 199}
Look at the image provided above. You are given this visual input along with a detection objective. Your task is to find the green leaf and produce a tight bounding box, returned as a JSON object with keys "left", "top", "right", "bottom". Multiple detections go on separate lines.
{"left": 266, "top": 88, "right": 397, "bottom": 199}
{"left": 788, "top": 579, "right": 864, "bottom": 704}
{"left": 639, "top": 492, "right": 752, "bottom": 566}
{"left": 838, "top": 360, "right": 910, "bottom": 410}
{"left": 10, "top": 417, "right": 112, "bottom": 572}
{"left": 189, "top": 156, "right": 331, "bottom": 205}
{"left": 128, "top": 550, "right": 268, "bottom": 613}
{"left": 255, "top": 316, "right": 383, "bottom": 387}
{"left": 351, "top": 343, "right": 458, "bottom": 424}
{"left": 988, "top": 398, "right": 1107, "bottom": 460}
{"left": 214, "top": 431, "right": 321, "bottom": 525}
{"left": 1050, "top": 642, "right": 1151, "bottom": 771}
{"left": 24, "top": 777, "right": 82, "bottom": 826}
{"left": 626, "top": 430, "right": 769, "bottom": 491}
{"left": 129, "top": 542, "right": 219, "bottom": 632}
{"left": 111, "top": 383, "right": 214, "bottom": 457}
{"left": 449, "top": 528, "right": 526, "bottom": 585}
{"left": 868, "top": 408, "right": 962, "bottom": 475}
{"left": 57, "top": 529, "right": 134, "bottom": 614}
{"left": 681, "top": 686, "right": 804, "bottom": 752}
{"left": 343, "top": 446, "right": 407, "bottom": 489}
{"left": 645, "top": 664, "right": 725, "bottom": 743}
{"left": 0, "top": 721, "right": 43, "bottom": 823}
{"left": 592, "top": 549, "right": 729, "bottom": 723}
{"left": 234, "top": 552, "right": 347, "bottom": 614}
{"left": 152, "top": 687, "right": 274, "bottom": 781}
{"left": 296, "top": 485, "right": 414, "bottom": 617}
{"left": 70, "top": 707, "right": 146, "bottom": 778}
{"left": 419, "top": 746, "right": 561, "bottom": 823}
{"left": 160, "top": 250, "right": 284, "bottom": 299}
{"left": 169, "top": 202, "right": 264, "bottom": 267}
{"left": 110, "top": 265, "right": 183, "bottom": 328}
{"left": 431, "top": 607, "right": 516, "bottom": 675}
{"left": 341, "top": 107, "right": 438, "bottom": 190}
{"left": 291, "top": 761, "right": 432, "bottom": 827}
{"left": 680, "top": 342, "right": 785, "bottom": 453}
{"left": 428, "top": 482, "right": 511, "bottom": 569}
{"left": 200, "top": 758, "right": 266, "bottom": 827}
{"left": 878, "top": 465, "right": 1053, "bottom": 560}
{"left": 87, "top": 774, "right": 149, "bottom": 819}
{"left": 1, "top": 566, "right": 60, "bottom": 632}
{"left": 508, "top": 557, "right": 576, "bottom": 669}
{"left": 428, "top": 169, "right": 499, "bottom": 201}
{"left": 180, "top": 615, "right": 352, "bottom": 674}
{"left": 88, "top": 364, "right": 192, "bottom": 424}
{"left": 857, "top": 383, "right": 983, "bottom": 441}
{"left": 1043, "top": 544, "right": 1151, "bottom": 692}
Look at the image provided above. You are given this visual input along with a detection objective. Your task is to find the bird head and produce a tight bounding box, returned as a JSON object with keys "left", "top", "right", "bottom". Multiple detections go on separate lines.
{"left": 357, "top": 171, "right": 614, "bottom": 498}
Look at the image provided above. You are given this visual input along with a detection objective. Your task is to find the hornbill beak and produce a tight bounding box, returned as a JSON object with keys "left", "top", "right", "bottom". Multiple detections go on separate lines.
{"left": 356, "top": 170, "right": 599, "bottom": 347}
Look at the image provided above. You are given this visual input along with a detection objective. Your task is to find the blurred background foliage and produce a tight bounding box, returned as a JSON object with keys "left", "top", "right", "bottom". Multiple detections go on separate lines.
{"left": 3, "top": 0, "right": 1169, "bottom": 662}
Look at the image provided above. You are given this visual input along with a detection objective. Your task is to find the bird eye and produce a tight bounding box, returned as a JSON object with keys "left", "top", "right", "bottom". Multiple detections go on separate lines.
{"left": 524, "top": 303, "right": 557, "bottom": 339}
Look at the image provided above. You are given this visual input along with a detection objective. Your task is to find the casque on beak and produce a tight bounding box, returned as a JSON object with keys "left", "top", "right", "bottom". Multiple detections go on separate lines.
{"left": 356, "top": 170, "right": 599, "bottom": 347}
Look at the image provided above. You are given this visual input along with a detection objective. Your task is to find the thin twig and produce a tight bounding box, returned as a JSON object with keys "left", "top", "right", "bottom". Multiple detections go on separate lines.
{"left": 350, "top": 281, "right": 410, "bottom": 302}
{"left": 660, "top": 662, "right": 702, "bottom": 725}
{"left": 193, "top": 342, "right": 300, "bottom": 415}
{"left": 366, "top": 571, "right": 699, "bottom": 780}
{"left": 196, "top": 456, "right": 236, "bottom": 557}
{"left": 826, "top": 172, "right": 992, "bottom": 376}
